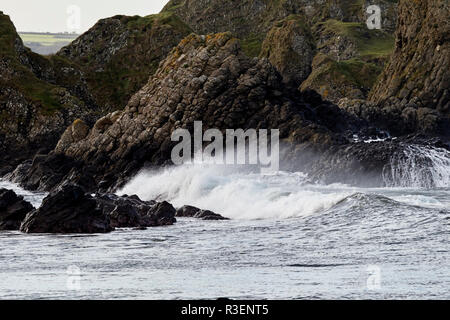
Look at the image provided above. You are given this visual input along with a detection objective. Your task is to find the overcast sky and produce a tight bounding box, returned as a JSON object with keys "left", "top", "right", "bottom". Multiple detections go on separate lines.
{"left": 1, "top": 0, "right": 170, "bottom": 33}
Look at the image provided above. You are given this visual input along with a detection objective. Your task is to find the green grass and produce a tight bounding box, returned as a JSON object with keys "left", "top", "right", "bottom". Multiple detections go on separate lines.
{"left": 18, "top": 33, "right": 78, "bottom": 46}
{"left": 316, "top": 19, "right": 394, "bottom": 59}
{"left": 240, "top": 33, "right": 265, "bottom": 57}
{"left": 329, "top": 59, "right": 383, "bottom": 88}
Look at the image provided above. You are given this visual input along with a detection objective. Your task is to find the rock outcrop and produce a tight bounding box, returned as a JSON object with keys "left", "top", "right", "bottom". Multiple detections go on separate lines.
{"left": 163, "top": 0, "right": 398, "bottom": 41}
{"left": 300, "top": 53, "right": 383, "bottom": 103}
{"left": 0, "top": 12, "right": 96, "bottom": 169}
{"left": 260, "top": 15, "right": 315, "bottom": 86}
{"left": 367, "top": 0, "right": 449, "bottom": 135}
{"left": 164, "top": 0, "right": 398, "bottom": 91}
{"left": 176, "top": 205, "right": 228, "bottom": 220}
{"left": 96, "top": 194, "right": 176, "bottom": 228}
{"left": 0, "top": 188, "right": 33, "bottom": 230}
{"left": 20, "top": 184, "right": 113, "bottom": 234}
{"left": 300, "top": 18, "right": 395, "bottom": 103}
{"left": 340, "top": 0, "right": 449, "bottom": 136}
{"left": 24, "top": 32, "right": 361, "bottom": 192}
{"left": 57, "top": 13, "right": 192, "bottom": 112}
{"left": 19, "top": 184, "right": 177, "bottom": 234}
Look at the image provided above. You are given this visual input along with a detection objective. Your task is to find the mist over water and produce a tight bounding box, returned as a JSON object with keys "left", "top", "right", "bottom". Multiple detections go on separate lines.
{"left": 383, "top": 145, "right": 450, "bottom": 188}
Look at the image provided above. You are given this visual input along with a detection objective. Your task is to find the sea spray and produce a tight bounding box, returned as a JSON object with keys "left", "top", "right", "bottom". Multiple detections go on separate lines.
{"left": 118, "top": 165, "right": 351, "bottom": 220}
{"left": 382, "top": 145, "right": 450, "bottom": 188}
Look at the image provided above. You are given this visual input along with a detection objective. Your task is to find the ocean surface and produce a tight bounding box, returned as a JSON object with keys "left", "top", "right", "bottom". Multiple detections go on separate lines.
{"left": 0, "top": 144, "right": 449, "bottom": 299}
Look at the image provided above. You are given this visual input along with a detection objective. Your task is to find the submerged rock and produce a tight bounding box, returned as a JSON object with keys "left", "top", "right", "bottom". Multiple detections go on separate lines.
{"left": 176, "top": 205, "right": 229, "bottom": 220}
{"left": 0, "top": 188, "right": 33, "bottom": 230}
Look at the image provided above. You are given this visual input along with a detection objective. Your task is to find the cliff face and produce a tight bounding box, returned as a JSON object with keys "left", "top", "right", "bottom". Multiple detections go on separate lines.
{"left": 0, "top": 12, "right": 95, "bottom": 169}
{"left": 369, "top": 0, "right": 449, "bottom": 114}
{"left": 163, "top": 0, "right": 398, "bottom": 100}
{"left": 57, "top": 13, "right": 192, "bottom": 112}
{"left": 260, "top": 15, "right": 316, "bottom": 86}
{"left": 340, "top": 0, "right": 449, "bottom": 136}
{"left": 163, "top": 0, "right": 398, "bottom": 40}
{"left": 24, "top": 33, "right": 360, "bottom": 191}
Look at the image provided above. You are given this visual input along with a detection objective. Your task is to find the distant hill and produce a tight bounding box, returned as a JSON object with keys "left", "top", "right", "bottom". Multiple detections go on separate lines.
{"left": 18, "top": 32, "right": 79, "bottom": 55}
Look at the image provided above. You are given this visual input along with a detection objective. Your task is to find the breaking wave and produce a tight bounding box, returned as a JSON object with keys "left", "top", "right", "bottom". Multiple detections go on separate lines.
{"left": 118, "top": 165, "right": 352, "bottom": 220}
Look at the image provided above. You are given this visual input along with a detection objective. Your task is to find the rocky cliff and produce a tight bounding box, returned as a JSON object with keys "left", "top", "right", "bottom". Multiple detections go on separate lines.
{"left": 16, "top": 33, "right": 364, "bottom": 192}
{"left": 0, "top": 12, "right": 96, "bottom": 170}
{"left": 164, "top": 0, "right": 399, "bottom": 98}
{"left": 340, "top": 0, "right": 449, "bottom": 136}
{"left": 2, "top": 0, "right": 449, "bottom": 192}
{"left": 57, "top": 12, "right": 192, "bottom": 112}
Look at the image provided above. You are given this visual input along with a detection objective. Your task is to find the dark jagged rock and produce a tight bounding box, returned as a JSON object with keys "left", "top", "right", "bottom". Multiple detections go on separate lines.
{"left": 285, "top": 134, "right": 450, "bottom": 187}
{"left": 0, "top": 188, "right": 33, "bottom": 230}
{"left": 19, "top": 184, "right": 177, "bottom": 233}
{"left": 96, "top": 194, "right": 176, "bottom": 228}
{"left": 176, "top": 205, "right": 228, "bottom": 220}
{"left": 20, "top": 185, "right": 113, "bottom": 234}
{"left": 5, "top": 153, "right": 84, "bottom": 192}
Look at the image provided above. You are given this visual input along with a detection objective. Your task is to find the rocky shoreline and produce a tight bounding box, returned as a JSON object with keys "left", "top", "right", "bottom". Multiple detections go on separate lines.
{"left": 0, "top": 184, "right": 227, "bottom": 234}
{"left": 0, "top": 0, "right": 449, "bottom": 234}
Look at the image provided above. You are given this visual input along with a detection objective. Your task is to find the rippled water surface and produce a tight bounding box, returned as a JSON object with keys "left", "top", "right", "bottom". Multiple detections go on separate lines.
{"left": 1, "top": 168, "right": 449, "bottom": 299}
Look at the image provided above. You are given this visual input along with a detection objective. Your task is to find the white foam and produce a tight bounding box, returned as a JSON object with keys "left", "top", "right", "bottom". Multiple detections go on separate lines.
{"left": 118, "top": 165, "right": 350, "bottom": 220}
{"left": 383, "top": 145, "right": 450, "bottom": 188}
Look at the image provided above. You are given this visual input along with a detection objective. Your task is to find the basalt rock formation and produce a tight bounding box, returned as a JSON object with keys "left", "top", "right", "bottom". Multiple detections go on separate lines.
{"left": 17, "top": 32, "right": 362, "bottom": 192}
{"left": 2, "top": 0, "right": 449, "bottom": 195}
{"left": 0, "top": 188, "right": 33, "bottom": 230}
{"left": 1, "top": 2, "right": 401, "bottom": 173}
{"left": 164, "top": 0, "right": 399, "bottom": 93}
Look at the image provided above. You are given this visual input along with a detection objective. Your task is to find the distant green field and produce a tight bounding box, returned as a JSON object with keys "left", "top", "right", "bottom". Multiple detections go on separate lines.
{"left": 18, "top": 32, "right": 79, "bottom": 55}
{"left": 19, "top": 33, "right": 78, "bottom": 46}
